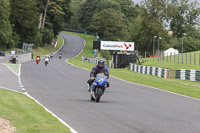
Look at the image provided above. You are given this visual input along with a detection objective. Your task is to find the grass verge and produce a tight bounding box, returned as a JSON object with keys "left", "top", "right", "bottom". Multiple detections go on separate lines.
{"left": 4, "top": 35, "right": 63, "bottom": 58}
{"left": 139, "top": 51, "right": 200, "bottom": 78}
{"left": 32, "top": 35, "right": 63, "bottom": 57}
{"left": 64, "top": 31, "right": 200, "bottom": 99}
{"left": 2, "top": 63, "right": 20, "bottom": 75}
{"left": 0, "top": 89, "right": 70, "bottom": 133}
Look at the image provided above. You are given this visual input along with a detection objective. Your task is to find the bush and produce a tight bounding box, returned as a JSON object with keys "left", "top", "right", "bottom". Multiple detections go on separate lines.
{"left": 100, "top": 50, "right": 111, "bottom": 61}
{"left": 34, "top": 32, "right": 43, "bottom": 48}
{"left": 41, "top": 29, "right": 54, "bottom": 46}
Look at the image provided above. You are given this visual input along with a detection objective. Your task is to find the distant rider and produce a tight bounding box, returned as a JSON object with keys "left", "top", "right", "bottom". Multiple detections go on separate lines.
{"left": 59, "top": 53, "right": 62, "bottom": 59}
{"left": 87, "top": 60, "right": 110, "bottom": 91}
{"left": 44, "top": 56, "right": 49, "bottom": 65}
{"left": 50, "top": 53, "right": 53, "bottom": 59}
{"left": 36, "top": 56, "right": 40, "bottom": 64}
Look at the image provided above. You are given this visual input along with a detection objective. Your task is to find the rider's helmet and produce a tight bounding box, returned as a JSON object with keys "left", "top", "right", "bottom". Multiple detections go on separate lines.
{"left": 98, "top": 60, "right": 104, "bottom": 69}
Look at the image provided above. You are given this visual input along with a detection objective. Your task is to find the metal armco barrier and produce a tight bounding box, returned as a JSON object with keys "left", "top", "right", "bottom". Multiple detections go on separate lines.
{"left": 130, "top": 63, "right": 169, "bottom": 79}
{"left": 176, "top": 69, "right": 200, "bottom": 82}
{"left": 82, "top": 56, "right": 105, "bottom": 65}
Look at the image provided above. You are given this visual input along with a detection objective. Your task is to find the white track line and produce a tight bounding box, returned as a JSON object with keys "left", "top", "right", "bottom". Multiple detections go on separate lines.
{"left": 17, "top": 34, "right": 78, "bottom": 133}
{"left": 24, "top": 92, "right": 78, "bottom": 133}
{"left": 0, "top": 86, "right": 22, "bottom": 94}
{"left": 1, "top": 63, "right": 19, "bottom": 76}
{"left": 0, "top": 86, "right": 78, "bottom": 133}
{"left": 65, "top": 39, "right": 200, "bottom": 102}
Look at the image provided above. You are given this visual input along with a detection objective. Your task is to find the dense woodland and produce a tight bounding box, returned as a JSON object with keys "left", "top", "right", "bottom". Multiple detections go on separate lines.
{"left": 1, "top": 0, "right": 200, "bottom": 53}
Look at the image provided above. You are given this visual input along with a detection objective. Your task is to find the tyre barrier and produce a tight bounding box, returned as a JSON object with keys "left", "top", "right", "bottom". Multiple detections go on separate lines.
{"left": 175, "top": 69, "right": 200, "bottom": 82}
{"left": 130, "top": 63, "right": 169, "bottom": 79}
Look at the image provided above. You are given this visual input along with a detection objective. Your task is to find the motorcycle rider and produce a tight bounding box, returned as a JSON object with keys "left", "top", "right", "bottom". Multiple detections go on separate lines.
{"left": 59, "top": 53, "right": 62, "bottom": 59}
{"left": 50, "top": 53, "right": 53, "bottom": 59}
{"left": 87, "top": 60, "right": 110, "bottom": 91}
{"left": 44, "top": 56, "right": 49, "bottom": 66}
{"left": 36, "top": 56, "right": 40, "bottom": 64}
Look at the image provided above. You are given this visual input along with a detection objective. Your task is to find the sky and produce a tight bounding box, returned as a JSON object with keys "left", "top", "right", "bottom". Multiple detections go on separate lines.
{"left": 133, "top": 0, "right": 142, "bottom": 4}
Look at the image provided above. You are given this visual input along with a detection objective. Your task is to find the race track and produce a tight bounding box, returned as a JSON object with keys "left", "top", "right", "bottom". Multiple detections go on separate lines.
{"left": 21, "top": 33, "right": 200, "bottom": 133}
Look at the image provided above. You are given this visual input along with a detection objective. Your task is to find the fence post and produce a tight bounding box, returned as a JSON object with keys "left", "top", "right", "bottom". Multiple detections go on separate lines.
{"left": 178, "top": 53, "right": 179, "bottom": 64}
{"left": 194, "top": 53, "right": 196, "bottom": 65}
{"left": 186, "top": 53, "right": 187, "bottom": 64}
{"left": 167, "top": 53, "right": 168, "bottom": 62}
{"left": 174, "top": 52, "right": 175, "bottom": 63}
{"left": 170, "top": 53, "right": 172, "bottom": 62}
{"left": 199, "top": 53, "right": 200, "bottom": 66}
{"left": 163, "top": 51, "right": 165, "bottom": 62}
{"left": 160, "top": 51, "right": 162, "bottom": 62}
{"left": 190, "top": 53, "right": 191, "bottom": 65}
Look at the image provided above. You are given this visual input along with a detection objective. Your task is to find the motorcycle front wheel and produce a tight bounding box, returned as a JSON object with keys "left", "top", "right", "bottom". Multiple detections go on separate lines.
{"left": 95, "top": 88, "right": 103, "bottom": 103}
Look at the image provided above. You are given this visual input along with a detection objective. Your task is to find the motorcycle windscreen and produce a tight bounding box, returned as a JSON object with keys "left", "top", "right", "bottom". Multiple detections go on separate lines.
{"left": 95, "top": 73, "right": 108, "bottom": 86}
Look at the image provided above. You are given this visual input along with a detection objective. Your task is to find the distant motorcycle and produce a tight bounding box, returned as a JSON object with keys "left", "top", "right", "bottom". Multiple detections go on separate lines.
{"left": 44, "top": 57, "right": 49, "bottom": 66}
{"left": 59, "top": 54, "right": 62, "bottom": 59}
{"left": 50, "top": 54, "right": 53, "bottom": 59}
{"left": 45, "top": 61, "right": 48, "bottom": 66}
{"left": 89, "top": 73, "right": 108, "bottom": 103}
{"left": 36, "top": 56, "right": 40, "bottom": 64}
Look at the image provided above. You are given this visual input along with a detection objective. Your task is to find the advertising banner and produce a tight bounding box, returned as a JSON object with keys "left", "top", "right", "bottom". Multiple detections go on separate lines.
{"left": 100, "top": 41, "right": 134, "bottom": 51}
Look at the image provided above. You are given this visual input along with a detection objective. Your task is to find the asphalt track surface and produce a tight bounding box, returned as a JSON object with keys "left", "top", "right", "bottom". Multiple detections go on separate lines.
{"left": 21, "top": 33, "right": 200, "bottom": 133}
{"left": 0, "top": 63, "right": 21, "bottom": 91}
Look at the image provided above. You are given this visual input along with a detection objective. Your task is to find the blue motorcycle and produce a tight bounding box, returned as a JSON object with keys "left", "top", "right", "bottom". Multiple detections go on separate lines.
{"left": 90, "top": 73, "right": 108, "bottom": 102}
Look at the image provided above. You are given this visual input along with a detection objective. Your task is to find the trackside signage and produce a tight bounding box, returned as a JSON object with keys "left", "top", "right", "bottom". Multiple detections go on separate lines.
{"left": 100, "top": 41, "right": 134, "bottom": 51}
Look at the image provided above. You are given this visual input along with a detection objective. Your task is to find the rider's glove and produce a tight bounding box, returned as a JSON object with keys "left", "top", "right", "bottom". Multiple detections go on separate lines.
{"left": 87, "top": 77, "right": 95, "bottom": 86}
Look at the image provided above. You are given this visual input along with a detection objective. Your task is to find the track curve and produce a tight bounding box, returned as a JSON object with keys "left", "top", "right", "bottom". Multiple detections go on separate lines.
{"left": 21, "top": 33, "right": 200, "bottom": 133}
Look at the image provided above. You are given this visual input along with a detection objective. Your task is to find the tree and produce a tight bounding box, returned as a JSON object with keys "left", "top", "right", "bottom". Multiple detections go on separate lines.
{"left": 100, "top": 50, "right": 111, "bottom": 64}
{"left": 95, "top": 0, "right": 121, "bottom": 13}
{"left": 10, "top": 0, "right": 39, "bottom": 47}
{"left": 114, "top": 0, "right": 137, "bottom": 19}
{"left": 89, "top": 9, "right": 129, "bottom": 41}
{"left": 0, "top": 0, "right": 12, "bottom": 50}
{"left": 129, "top": 0, "right": 168, "bottom": 52}
{"left": 168, "top": 0, "right": 200, "bottom": 38}
{"left": 62, "top": 0, "right": 72, "bottom": 27}
{"left": 78, "top": 0, "right": 123, "bottom": 30}
{"left": 69, "top": 0, "right": 84, "bottom": 30}
{"left": 78, "top": 0, "right": 99, "bottom": 29}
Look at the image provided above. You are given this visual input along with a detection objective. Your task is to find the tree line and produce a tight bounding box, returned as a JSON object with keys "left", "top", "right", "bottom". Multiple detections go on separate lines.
{"left": 1, "top": 0, "right": 200, "bottom": 54}
{"left": 0, "top": 0, "right": 71, "bottom": 50}
{"left": 68, "top": 0, "right": 200, "bottom": 53}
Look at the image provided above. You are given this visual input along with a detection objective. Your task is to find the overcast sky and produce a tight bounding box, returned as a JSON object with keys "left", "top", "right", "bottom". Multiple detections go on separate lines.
{"left": 133, "top": 0, "right": 142, "bottom": 4}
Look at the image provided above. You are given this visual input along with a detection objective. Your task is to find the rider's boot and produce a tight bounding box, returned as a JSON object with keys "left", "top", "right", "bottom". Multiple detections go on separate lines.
{"left": 87, "top": 84, "right": 91, "bottom": 92}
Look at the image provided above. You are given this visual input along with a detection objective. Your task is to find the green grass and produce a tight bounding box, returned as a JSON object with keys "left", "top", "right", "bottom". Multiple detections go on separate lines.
{"left": 0, "top": 89, "right": 70, "bottom": 133}
{"left": 143, "top": 51, "right": 200, "bottom": 70}
{"left": 140, "top": 51, "right": 200, "bottom": 78}
{"left": 63, "top": 31, "right": 200, "bottom": 99}
{"left": 4, "top": 35, "right": 63, "bottom": 58}
{"left": 2, "top": 63, "right": 20, "bottom": 75}
{"left": 5, "top": 48, "right": 22, "bottom": 54}
{"left": 32, "top": 35, "right": 63, "bottom": 58}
